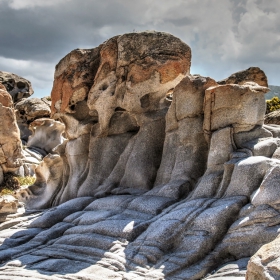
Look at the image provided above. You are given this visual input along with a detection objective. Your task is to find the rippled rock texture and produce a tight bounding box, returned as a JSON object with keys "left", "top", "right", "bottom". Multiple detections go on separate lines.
{"left": 1, "top": 32, "right": 280, "bottom": 280}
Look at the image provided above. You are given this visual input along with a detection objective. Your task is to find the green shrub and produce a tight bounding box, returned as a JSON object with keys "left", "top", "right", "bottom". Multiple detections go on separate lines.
{"left": 266, "top": 97, "right": 280, "bottom": 114}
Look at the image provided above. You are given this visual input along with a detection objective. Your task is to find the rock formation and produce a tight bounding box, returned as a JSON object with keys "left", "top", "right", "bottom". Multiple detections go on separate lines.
{"left": 0, "top": 32, "right": 280, "bottom": 279}
{"left": 18, "top": 118, "right": 65, "bottom": 178}
{"left": 0, "top": 83, "right": 22, "bottom": 175}
{"left": 247, "top": 235, "right": 280, "bottom": 279}
{"left": 0, "top": 71, "right": 33, "bottom": 103}
{"left": 15, "top": 97, "right": 51, "bottom": 144}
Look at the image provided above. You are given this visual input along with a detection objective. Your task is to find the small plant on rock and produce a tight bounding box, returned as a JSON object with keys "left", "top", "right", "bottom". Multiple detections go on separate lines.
{"left": 266, "top": 96, "right": 280, "bottom": 114}
{"left": 17, "top": 176, "right": 36, "bottom": 186}
{"left": 0, "top": 174, "right": 36, "bottom": 196}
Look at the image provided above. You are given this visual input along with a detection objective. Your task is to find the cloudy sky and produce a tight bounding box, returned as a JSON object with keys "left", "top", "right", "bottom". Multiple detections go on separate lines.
{"left": 0, "top": 0, "right": 279, "bottom": 98}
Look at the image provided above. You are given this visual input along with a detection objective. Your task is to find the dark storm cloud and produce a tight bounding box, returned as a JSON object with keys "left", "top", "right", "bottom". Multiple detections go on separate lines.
{"left": 0, "top": 0, "right": 279, "bottom": 97}
{"left": 0, "top": 0, "right": 139, "bottom": 62}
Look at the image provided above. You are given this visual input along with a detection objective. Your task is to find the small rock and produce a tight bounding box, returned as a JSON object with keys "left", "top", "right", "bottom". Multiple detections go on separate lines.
{"left": 0, "top": 71, "right": 33, "bottom": 102}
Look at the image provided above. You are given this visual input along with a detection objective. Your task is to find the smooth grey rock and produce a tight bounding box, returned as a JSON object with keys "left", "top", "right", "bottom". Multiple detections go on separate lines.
{"left": 251, "top": 165, "right": 280, "bottom": 206}
{"left": 225, "top": 157, "right": 279, "bottom": 198}
{"left": 204, "top": 258, "right": 249, "bottom": 280}
{"left": 29, "top": 197, "right": 94, "bottom": 228}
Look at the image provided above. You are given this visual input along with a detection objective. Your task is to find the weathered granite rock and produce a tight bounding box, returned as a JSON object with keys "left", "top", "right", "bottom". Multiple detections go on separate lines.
{"left": 0, "top": 195, "right": 18, "bottom": 221}
{"left": 13, "top": 118, "right": 65, "bottom": 178}
{"left": 0, "top": 195, "right": 18, "bottom": 213}
{"left": 0, "top": 84, "right": 22, "bottom": 172}
{"left": 16, "top": 98, "right": 51, "bottom": 123}
{"left": 218, "top": 67, "right": 268, "bottom": 87}
{"left": 264, "top": 109, "right": 280, "bottom": 125}
{"left": 16, "top": 153, "right": 64, "bottom": 209}
{"left": 1, "top": 33, "right": 280, "bottom": 280}
{"left": 204, "top": 258, "right": 249, "bottom": 279}
{"left": 27, "top": 118, "right": 65, "bottom": 156}
{"left": 151, "top": 75, "right": 217, "bottom": 198}
{"left": 204, "top": 82, "right": 269, "bottom": 135}
{"left": 192, "top": 82, "right": 270, "bottom": 199}
{"left": 15, "top": 98, "right": 51, "bottom": 143}
{"left": 0, "top": 71, "right": 33, "bottom": 102}
{"left": 246, "top": 235, "right": 280, "bottom": 280}
{"left": 51, "top": 48, "right": 100, "bottom": 116}
{"left": 47, "top": 31, "right": 192, "bottom": 204}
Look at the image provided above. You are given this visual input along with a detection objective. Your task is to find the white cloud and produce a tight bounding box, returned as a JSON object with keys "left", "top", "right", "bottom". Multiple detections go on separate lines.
{"left": 5, "top": 0, "right": 71, "bottom": 9}
{"left": 0, "top": 0, "right": 279, "bottom": 94}
{"left": 0, "top": 56, "right": 54, "bottom": 97}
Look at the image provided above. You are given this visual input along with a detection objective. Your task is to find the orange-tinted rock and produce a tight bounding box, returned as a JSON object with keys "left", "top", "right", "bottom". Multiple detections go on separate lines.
{"left": 51, "top": 47, "right": 102, "bottom": 115}
{"left": 51, "top": 31, "right": 191, "bottom": 133}
{"left": 0, "top": 83, "right": 13, "bottom": 107}
{"left": 87, "top": 31, "right": 191, "bottom": 135}
{"left": 218, "top": 67, "right": 268, "bottom": 87}
{"left": 0, "top": 85, "right": 22, "bottom": 171}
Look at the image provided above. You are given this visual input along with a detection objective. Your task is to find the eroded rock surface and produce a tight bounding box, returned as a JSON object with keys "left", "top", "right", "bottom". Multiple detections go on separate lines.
{"left": 0, "top": 71, "right": 33, "bottom": 102}
{"left": 0, "top": 195, "right": 19, "bottom": 222}
{"left": 246, "top": 235, "right": 280, "bottom": 280}
{"left": 15, "top": 97, "right": 51, "bottom": 143}
{"left": 47, "top": 31, "right": 192, "bottom": 205}
{"left": 1, "top": 32, "right": 280, "bottom": 280}
{"left": 0, "top": 83, "right": 22, "bottom": 174}
{"left": 218, "top": 67, "right": 268, "bottom": 87}
{"left": 264, "top": 109, "right": 280, "bottom": 125}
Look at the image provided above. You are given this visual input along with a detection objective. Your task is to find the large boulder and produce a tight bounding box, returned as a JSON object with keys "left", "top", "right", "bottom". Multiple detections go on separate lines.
{"left": 0, "top": 83, "right": 22, "bottom": 173}
{"left": 44, "top": 31, "right": 192, "bottom": 205}
{"left": 0, "top": 71, "right": 33, "bottom": 102}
